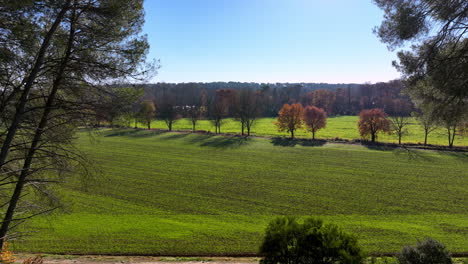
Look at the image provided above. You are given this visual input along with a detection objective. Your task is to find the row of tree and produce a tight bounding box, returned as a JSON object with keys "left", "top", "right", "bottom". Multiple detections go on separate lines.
{"left": 137, "top": 80, "right": 414, "bottom": 117}
{"left": 105, "top": 88, "right": 466, "bottom": 147}
{"left": 275, "top": 104, "right": 466, "bottom": 147}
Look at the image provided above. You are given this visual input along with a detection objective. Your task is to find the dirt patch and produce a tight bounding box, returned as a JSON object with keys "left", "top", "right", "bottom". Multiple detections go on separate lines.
{"left": 16, "top": 255, "right": 259, "bottom": 264}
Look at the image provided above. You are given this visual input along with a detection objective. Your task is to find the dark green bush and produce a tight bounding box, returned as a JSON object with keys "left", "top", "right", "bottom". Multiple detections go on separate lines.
{"left": 259, "top": 216, "right": 364, "bottom": 264}
{"left": 397, "top": 238, "right": 452, "bottom": 264}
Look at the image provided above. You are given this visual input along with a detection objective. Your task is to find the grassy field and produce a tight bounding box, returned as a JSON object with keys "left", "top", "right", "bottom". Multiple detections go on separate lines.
{"left": 136, "top": 116, "right": 468, "bottom": 146}
{"left": 13, "top": 129, "right": 468, "bottom": 255}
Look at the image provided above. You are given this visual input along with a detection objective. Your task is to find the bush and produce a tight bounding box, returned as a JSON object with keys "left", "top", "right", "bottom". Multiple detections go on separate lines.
{"left": 397, "top": 238, "right": 452, "bottom": 264}
{"left": 259, "top": 216, "right": 364, "bottom": 264}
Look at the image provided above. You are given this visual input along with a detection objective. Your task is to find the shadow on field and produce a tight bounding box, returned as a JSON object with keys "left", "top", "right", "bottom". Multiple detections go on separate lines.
{"left": 104, "top": 129, "right": 164, "bottom": 138}
{"left": 437, "top": 151, "right": 468, "bottom": 161}
{"left": 361, "top": 142, "right": 398, "bottom": 151}
{"left": 164, "top": 133, "right": 190, "bottom": 140}
{"left": 393, "top": 147, "right": 436, "bottom": 162}
{"left": 271, "top": 137, "right": 326, "bottom": 147}
{"left": 199, "top": 136, "right": 251, "bottom": 149}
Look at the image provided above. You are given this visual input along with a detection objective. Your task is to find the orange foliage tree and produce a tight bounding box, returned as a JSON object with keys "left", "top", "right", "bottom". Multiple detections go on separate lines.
{"left": 303, "top": 106, "right": 327, "bottom": 139}
{"left": 358, "top": 108, "right": 390, "bottom": 143}
{"left": 275, "top": 104, "right": 304, "bottom": 139}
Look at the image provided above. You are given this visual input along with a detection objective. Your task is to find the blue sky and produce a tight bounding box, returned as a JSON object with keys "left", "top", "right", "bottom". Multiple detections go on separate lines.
{"left": 143, "top": 0, "right": 400, "bottom": 84}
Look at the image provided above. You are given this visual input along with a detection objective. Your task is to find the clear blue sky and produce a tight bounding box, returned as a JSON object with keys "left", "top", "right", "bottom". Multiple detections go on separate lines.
{"left": 143, "top": 0, "right": 400, "bottom": 84}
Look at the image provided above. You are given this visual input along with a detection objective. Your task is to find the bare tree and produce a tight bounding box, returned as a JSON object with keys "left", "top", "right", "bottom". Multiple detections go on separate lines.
{"left": 412, "top": 110, "right": 437, "bottom": 146}
{"left": 235, "top": 89, "right": 262, "bottom": 136}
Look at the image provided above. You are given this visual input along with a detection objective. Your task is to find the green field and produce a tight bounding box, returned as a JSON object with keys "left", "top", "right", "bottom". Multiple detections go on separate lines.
{"left": 136, "top": 116, "right": 468, "bottom": 147}
{"left": 12, "top": 129, "right": 468, "bottom": 255}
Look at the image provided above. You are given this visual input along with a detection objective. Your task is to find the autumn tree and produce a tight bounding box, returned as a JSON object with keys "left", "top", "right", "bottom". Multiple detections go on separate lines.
{"left": 303, "top": 106, "right": 327, "bottom": 140}
{"left": 235, "top": 89, "right": 262, "bottom": 136}
{"left": 275, "top": 104, "right": 304, "bottom": 139}
{"left": 358, "top": 109, "right": 391, "bottom": 143}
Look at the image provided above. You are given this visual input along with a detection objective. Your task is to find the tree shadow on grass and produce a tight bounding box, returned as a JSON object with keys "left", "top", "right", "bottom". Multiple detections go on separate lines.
{"left": 164, "top": 133, "right": 190, "bottom": 140}
{"left": 393, "top": 147, "right": 437, "bottom": 162}
{"left": 437, "top": 150, "right": 468, "bottom": 161}
{"left": 359, "top": 140, "right": 398, "bottom": 151}
{"left": 199, "top": 136, "right": 251, "bottom": 149}
{"left": 270, "top": 137, "right": 326, "bottom": 147}
{"left": 103, "top": 129, "right": 164, "bottom": 138}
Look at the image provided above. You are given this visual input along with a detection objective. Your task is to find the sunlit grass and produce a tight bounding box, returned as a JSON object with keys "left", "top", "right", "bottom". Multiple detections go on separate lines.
{"left": 13, "top": 129, "right": 468, "bottom": 255}
{"left": 137, "top": 116, "right": 468, "bottom": 146}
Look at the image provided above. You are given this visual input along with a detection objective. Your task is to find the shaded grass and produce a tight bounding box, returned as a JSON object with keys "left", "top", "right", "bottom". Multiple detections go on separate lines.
{"left": 12, "top": 129, "right": 468, "bottom": 255}
{"left": 138, "top": 116, "right": 468, "bottom": 146}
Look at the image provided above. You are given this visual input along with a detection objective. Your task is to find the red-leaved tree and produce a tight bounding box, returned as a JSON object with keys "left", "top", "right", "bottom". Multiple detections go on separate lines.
{"left": 358, "top": 109, "right": 390, "bottom": 143}
{"left": 275, "top": 104, "right": 304, "bottom": 139}
{"left": 303, "top": 106, "right": 327, "bottom": 139}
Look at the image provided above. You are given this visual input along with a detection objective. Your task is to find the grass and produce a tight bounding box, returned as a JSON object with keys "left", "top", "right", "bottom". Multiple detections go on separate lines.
{"left": 137, "top": 116, "right": 468, "bottom": 146}
{"left": 12, "top": 129, "right": 468, "bottom": 255}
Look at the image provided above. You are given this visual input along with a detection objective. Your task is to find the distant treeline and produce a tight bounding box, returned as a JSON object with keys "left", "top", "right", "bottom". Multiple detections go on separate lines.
{"left": 137, "top": 80, "right": 413, "bottom": 117}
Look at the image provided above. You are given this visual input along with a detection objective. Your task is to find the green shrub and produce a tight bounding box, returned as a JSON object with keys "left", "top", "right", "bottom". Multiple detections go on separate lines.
{"left": 397, "top": 238, "right": 452, "bottom": 264}
{"left": 259, "top": 216, "right": 365, "bottom": 264}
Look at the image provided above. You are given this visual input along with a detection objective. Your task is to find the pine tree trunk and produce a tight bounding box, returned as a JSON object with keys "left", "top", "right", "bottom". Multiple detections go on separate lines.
{"left": 0, "top": 2, "right": 74, "bottom": 246}
{"left": 0, "top": 0, "right": 71, "bottom": 169}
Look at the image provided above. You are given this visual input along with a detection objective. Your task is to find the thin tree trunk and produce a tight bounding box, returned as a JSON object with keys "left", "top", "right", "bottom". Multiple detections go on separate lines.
{"left": 312, "top": 131, "right": 315, "bottom": 140}
{"left": 448, "top": 127, "right": 452, "bottom": 148}
{"left": 448, "top": 126, "right": 456, "bottom": 148}
{"left": 371, "top": 133, "right": 375, "bottom": 143}
{"left": 0, "top": 0, "right": 71, "bottom": 169}
{"left": 424, "top": 129, "right": 428, "bottom": 146}
{"left": 0, "top": 1, "right": 74, "bottom": 247}
{"left": 291, "top": 130, "right": 294, "bottom": 139}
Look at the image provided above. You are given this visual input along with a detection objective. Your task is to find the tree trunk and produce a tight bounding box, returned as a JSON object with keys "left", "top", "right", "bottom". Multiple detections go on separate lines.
{"left": 312, "top": 131, "right": 315, "bottom": 140}
{"left": 291, "top": 130, "right": 294, "bottom": 139}
{"left": 0, "top": 0, "right": 71, "bottom": 169}
{"left": 192, "top": 121, "right": 196, "bottom": 132}
{"left": 371, "top": 133, "right": 375, "bottom": 143}
{"left": 241, "top": 121, "right": 244, "bottom": 135}
{"left": 448, "top": 126, "right": 456, "bottom": 148}
{"left": 168, "top": 122, "right": 172, "bottom": 131}
{"left": 398, "top": 134, "right": 401, "bottom": 145}
{"left": 0, "top": 2, "right": 75, "bottom": 247}
{"left": 147, "top": 121, "right": 150, "bottom": 130}
{"left": 424, "top": 130, "right": 428, "bottom": 146}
